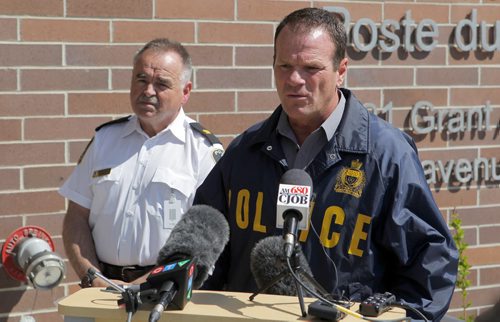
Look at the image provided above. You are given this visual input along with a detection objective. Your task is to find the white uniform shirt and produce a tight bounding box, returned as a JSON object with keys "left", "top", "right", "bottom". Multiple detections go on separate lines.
{"left": 59, "top": 109, "right": 222, "bottom": 266}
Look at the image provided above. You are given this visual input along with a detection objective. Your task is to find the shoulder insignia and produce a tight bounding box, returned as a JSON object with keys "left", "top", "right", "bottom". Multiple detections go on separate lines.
{"left": 95, "top": 115, "right": 132, "bottom": 132}
{"left": 190, "top": 122, "right": 222, "bottom": 146}
{"left": 334, "top": 159, "right": 366, "bottom": 198}
{"left": 78, "top": 137, "right": 94, "bottom": 164}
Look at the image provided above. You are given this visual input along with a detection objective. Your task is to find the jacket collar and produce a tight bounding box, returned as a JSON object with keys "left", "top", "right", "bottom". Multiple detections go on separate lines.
{"left": 250, "top": 88, "right": 369, "bottom": 155}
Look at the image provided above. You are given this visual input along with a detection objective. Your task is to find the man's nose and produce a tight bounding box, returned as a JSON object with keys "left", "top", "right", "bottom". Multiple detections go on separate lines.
{"left": 288, "top": 69, "right": 306, "bottom": 85}
{"left": 143, "top": 83, "right": 156, "bottom": 96}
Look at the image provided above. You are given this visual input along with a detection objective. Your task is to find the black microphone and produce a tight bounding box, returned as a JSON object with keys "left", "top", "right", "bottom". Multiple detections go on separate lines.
{"left": 145, "top": 205, "right": 229, "bottom": 321}
{"left": 276, "top": 169, "right": 313, "bottom": 258}
{"left": 250, "top": 236, "right": 316, "bottom": 296}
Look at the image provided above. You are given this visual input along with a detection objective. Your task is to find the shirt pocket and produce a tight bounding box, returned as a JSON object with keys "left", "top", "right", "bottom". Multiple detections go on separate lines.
{"left": 90, "top": 166, "right": 123, "bottom": 216}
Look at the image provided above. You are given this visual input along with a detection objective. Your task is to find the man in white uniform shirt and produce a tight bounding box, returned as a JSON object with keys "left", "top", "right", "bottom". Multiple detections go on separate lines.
{"left": 60, "top": 38, "right": 223, "bottom": 288}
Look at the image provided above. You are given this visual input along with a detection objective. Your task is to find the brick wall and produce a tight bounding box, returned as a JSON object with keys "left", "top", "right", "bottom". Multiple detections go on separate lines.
{"left": 0, "top": 0, "right": 499, "bottom": 321}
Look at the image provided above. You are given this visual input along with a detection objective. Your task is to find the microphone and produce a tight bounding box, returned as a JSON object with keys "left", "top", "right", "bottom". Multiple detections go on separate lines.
{"left": 250, "top": 236, "right": 316, "bottom": 296}
{"left": 145, "top": 205, "right": 229, "bottom": 321}
{"left": 276, "top": 169, "right": 313, "bottom": 258}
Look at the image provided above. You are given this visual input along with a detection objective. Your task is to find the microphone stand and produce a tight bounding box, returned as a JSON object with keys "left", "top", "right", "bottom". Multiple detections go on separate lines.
{"left": 249, "top": 242, "right": 329, "bottom": 317}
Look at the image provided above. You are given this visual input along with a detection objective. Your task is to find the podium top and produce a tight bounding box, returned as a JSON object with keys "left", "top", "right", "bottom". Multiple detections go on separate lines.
{"left": 58, "top": 288, "right": 405, "bottom": 322}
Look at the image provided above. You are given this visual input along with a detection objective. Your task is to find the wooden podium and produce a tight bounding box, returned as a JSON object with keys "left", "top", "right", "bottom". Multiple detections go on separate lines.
{"left": 58, "top": 288, "right": 405, "bottom": 322}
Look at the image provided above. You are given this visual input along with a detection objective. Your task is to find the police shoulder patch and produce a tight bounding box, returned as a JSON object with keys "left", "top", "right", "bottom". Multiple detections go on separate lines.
{"left": 95, "top": 115, "right": 132, "bottom": 132}
{"left": 334, "top": 159, "right": 366, "bottom": 198}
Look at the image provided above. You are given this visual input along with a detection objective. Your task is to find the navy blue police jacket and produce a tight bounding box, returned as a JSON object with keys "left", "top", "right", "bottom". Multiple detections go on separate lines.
{"left": 194, "top": 88, "right": 458, "bottom": 321}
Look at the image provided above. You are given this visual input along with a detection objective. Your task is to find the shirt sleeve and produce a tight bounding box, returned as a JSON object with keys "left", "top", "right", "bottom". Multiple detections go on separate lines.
{"left": 380, "top": 149, "right": 458, "bottom": 321}
{"left": 59, "top": 139, "right": 95, "bottom": 210}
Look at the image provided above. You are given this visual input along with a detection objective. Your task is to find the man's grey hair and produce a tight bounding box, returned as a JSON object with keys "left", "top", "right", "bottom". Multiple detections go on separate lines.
{"left": 134, "top": 38, "right": 193, "bottom": 86}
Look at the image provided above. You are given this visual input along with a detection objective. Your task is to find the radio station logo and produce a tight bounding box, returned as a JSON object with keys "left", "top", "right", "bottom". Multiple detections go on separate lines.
{"left": 277, "top": 184, "right": 311, "bottom": 205}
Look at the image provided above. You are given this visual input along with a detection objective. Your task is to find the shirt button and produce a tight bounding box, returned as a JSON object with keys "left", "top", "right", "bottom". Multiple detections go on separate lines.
{"left": 266, "top": 146, "right": 272, "bottom": 151}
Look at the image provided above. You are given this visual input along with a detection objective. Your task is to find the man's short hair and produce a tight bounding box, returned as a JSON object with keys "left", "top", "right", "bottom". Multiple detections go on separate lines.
{"left": 274, "top": 7, "right": 347, "bottom": 70}
{"left": 134, "top": 38, "right": 193, "bottom": 86}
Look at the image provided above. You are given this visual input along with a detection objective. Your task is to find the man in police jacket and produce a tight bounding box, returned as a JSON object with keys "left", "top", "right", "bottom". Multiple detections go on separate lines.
{"left": 194, "top": 8, "right": 458, "bottom": 321}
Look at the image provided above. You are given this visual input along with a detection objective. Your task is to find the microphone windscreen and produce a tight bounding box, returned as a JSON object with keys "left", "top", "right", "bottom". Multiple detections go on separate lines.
{"left": 280, "top": 168, "right": 313, "bottom": 188}
{"left": 156, "top": 204, "right": 229, "bottom": 289}
{"left": 250, "top": 236, "right": 315, "bottom": 296}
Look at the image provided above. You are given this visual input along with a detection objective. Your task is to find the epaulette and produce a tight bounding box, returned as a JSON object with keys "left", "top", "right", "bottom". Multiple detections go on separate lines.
{"left": 78, "top": 137, "right": 94, "bottom": 164}
{"left": 95, "top": 115, "right": 132, "bottom": 132}
{"left": 190, "top": 122, "right": 221, "bottom": 146}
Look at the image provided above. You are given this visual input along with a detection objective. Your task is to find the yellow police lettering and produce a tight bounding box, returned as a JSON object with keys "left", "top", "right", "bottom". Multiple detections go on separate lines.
{"left": 235, "top": 189, "right": 250, "bottom": 229}
{"left": 348, "top": 214, "right": 371, "bottom": 257}
{"left": 320, "top": 206, "right": 345, "bottom": 248}
{"left": 253, "top": 192, "right": 266, "bottom": 233}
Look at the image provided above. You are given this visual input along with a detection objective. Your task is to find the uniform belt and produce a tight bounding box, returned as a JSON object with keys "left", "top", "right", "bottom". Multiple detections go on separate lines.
{"left": 100, "top": 262, "right": 154, "bottom": 282}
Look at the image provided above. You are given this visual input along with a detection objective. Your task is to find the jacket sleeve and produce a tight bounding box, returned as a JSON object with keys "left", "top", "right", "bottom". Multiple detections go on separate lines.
{"left": 193, "top": 159, "right": 230, "bottom": 290}
{"left": 379, "top": 148, "right": 458, "bottom": 321}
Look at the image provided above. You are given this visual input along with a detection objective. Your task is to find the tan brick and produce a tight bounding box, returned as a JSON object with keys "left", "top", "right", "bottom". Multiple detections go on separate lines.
{"left": 0, "top": 94, "right": 64, "bottom": 117}
{"left": 197, "top": 68, "right": 272, "bottom": 89}
{"left": 0, "top": 265, "right": 23, "bottom": 288}
{"left": 199, "top": 22, "right": 273, "bottom": 44}
{"left": 0, "top": 0, "right": 63, "bottom": 16}
{"left": 448, "top": 129, "right": 499, "bottom": 148}
{"left": 0, "top": 216, "right": 23, "bottom": 240}
{"left": 185, "top": 91, "right": 235, "bottom": 113}
{"left": 384, "top": 88, "right": 448, "bottom": 108}
{"left": 238, "top": 91, "right": 279, "bottom": 111}
{"left": 346, "top": 46, "right": 379, "bottom": 66}
{"left": 199, "top": 112, "right": 271, "bottom": 135}
{"left": 419, "top": 148, "right": 478, "bottom": 162}
{"left": 380, "top": 47, "right": 447, "bottom": 66}
{"left": 0, "top": 191, "right": 65, "bottom": 216}
{"left": 25, "top": 117, "right": 110, "bottom": 140}
{"left": 26, "top": 213, "right": 65, "bottom": 237}
{"left": 481, "top": 147, "right": 500, "bottom": 159}
{"left": 0, "top": 44, "right": 61, "bottom": 66}
{"left": 188, "top": 45, "right": 233, "bottom": 67}
{"left": 219, "top": 136, "right": 235, "bottom": 149}
{"left": 0, "top": 143, "right": 65, "bottom": 166}
{"left": 350, "top": 90, "right": 381, "bottom": 107}
{"left": 236, "top": 46, "right": 273, "bottom": 66}
{"left": 69, "top": 140, "right": 91, "bottom": 164}
{"left": 410, "top": 131, "right": 449, "bottom": 149}
{"left": 450, "top": 285, "right": 500, "bottom": 309}
{"left": 0, "top": 286, "right": 64, "bottom": 314}
{"left": 451, "top": 5, "right": 500, "bottom": 22}
{"left": 449, "top": 49, "right": 500, "bottom": 66}
{"left": 24, "top": 166, "right": 73, "bottom": 189}
{"left": 21, "top": 19, "right": 109, "bottom": 42}
{"left": 480, "top": 226, "right": 500, "bottom": 244}
{"left": 480, "top": 185, "right": 500, "bottom": 205}
{"left": 0, "top": 18, "right": 17, "bottom": 40}
{"left": 467, "top": 245, "right": 500, "bottom": 266}
{"left": 66, "top": 45, "right": 137, "bottom": 66}
{"left": 480, "top": 267, "right": 500, "bottom": 286}
{"left": 68, "top": 93, "right": 131, "bottom": 115}
{"left": 156, "top": 0, "right": 234, "bottom": 20}
{"left": 417, "top": 67, "right": 479, "bottom": 86}
{"left": 456, "top": 206, "right": 500, "bottom": 226}
{"left": 0, "top": 69, "right": 16, "bottom": 91}
{"left": 317, "top": 2, "right": 383, "bottom": 22}
{"left": 67, "top": 0, "right": 152, "bottom": 18}
{"left": 348, "top": 67, "right": 413, "bottom": 87}
{"left": 0, "top": 169, "right": 20, "bottom": 190}
{"left": 432, "top": 188, "right": 477, "bottom": 207}
{"left": 112, "top": 69, "right": 132, "bottom": 90}
{"left": 0, "top": 119, "right": 21, "bottom": 141}
{"left": 384, "top": 3, "right": 449, "bottom": 23}
{"left": 238, "top": 0, "right": 310, "bottom": 21}
{"left": 113, "top": 21, "right": 195, "bottom": 43}
{"left": 481, "top": 67, "right": 500, "bottom": 86}
{"left": 21, "top": 69, "right": 108, "bottom": 91}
